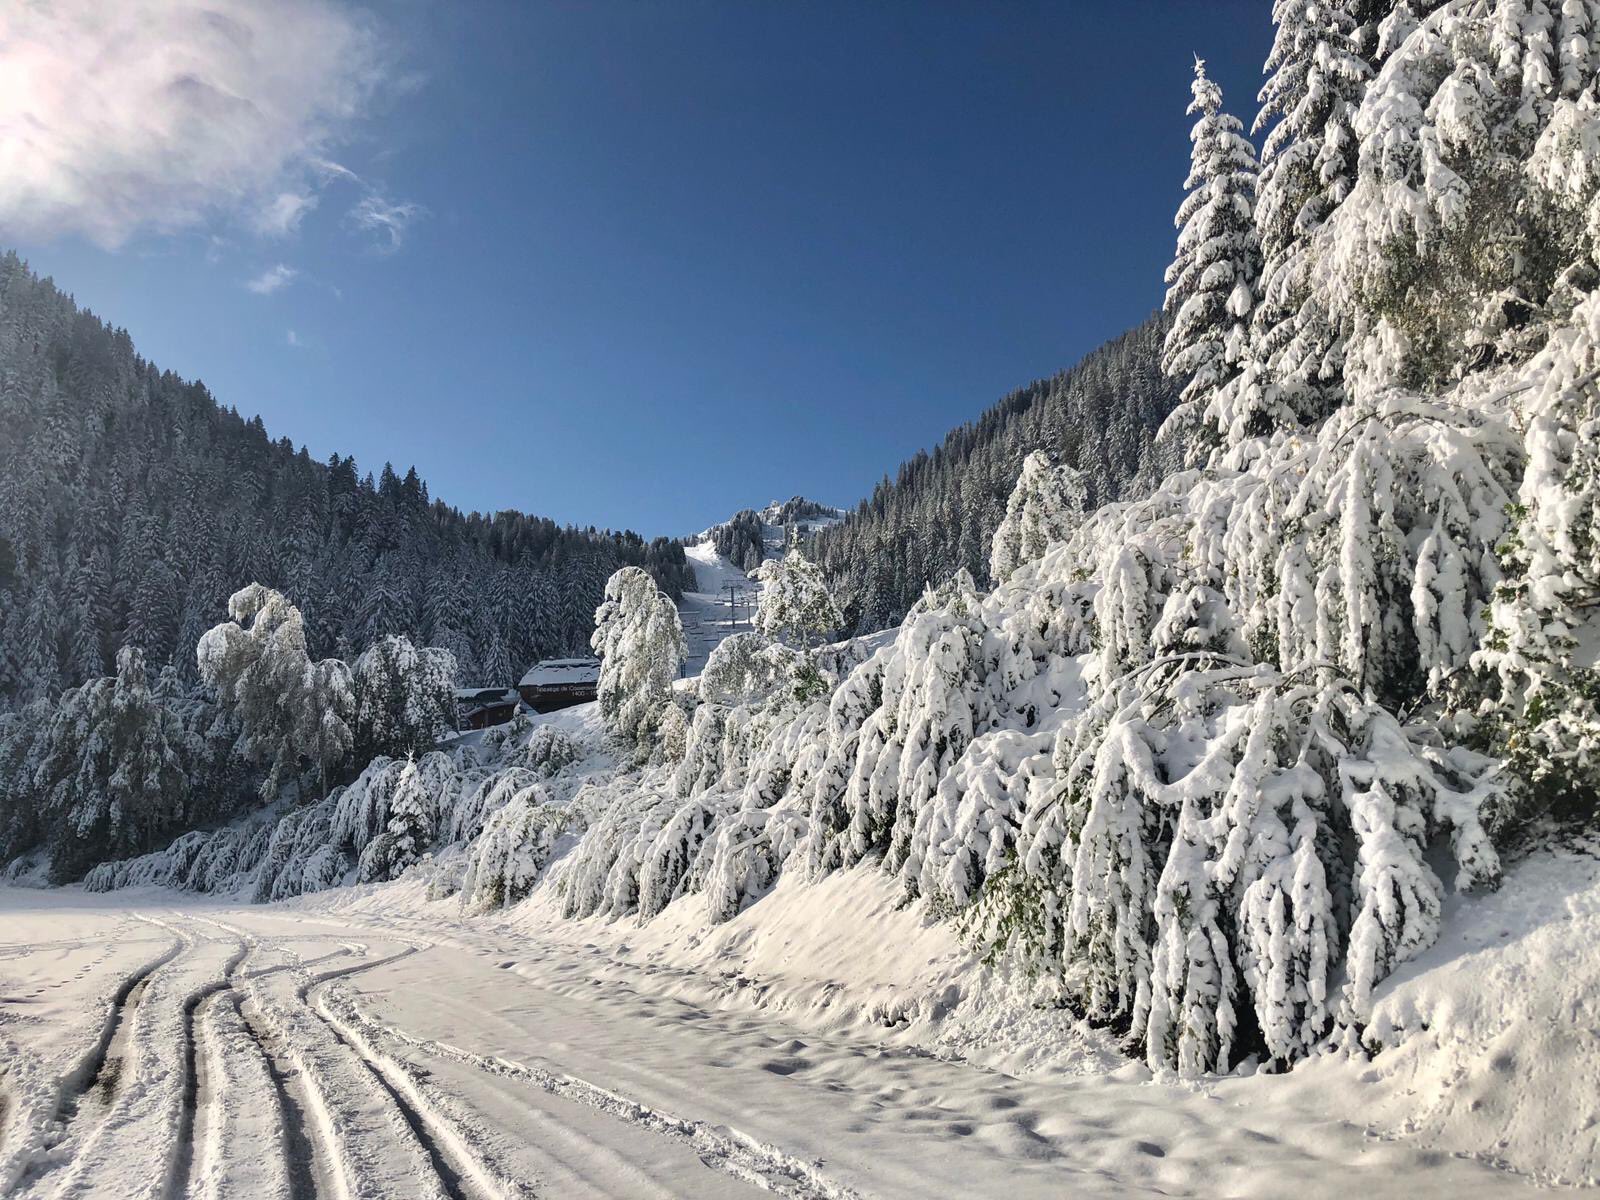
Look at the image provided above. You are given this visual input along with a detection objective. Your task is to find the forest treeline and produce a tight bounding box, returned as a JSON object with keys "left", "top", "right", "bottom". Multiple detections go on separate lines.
{"left": 0, "top": 252, "right": 694, "bottom": 708}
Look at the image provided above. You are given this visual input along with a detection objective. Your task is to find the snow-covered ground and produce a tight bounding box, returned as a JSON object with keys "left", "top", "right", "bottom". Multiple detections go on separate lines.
{"left": 3, "top": 839, "right": 1596, "bottom": 1197}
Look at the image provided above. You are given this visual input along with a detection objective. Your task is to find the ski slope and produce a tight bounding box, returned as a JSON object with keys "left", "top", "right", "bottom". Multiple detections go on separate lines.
{"left": 680, "top": 501, "right": 844, "bottom": 675}
{"left": 679, "top": 541, "right": 761, "bottom": 676}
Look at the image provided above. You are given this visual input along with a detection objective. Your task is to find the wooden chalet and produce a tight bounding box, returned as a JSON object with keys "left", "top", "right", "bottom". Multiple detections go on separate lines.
{"left": 454, "top": 687, "right": 522, "bottom": 730}
{"left": 517, "top": 657, "right": 601, "bottom": 713}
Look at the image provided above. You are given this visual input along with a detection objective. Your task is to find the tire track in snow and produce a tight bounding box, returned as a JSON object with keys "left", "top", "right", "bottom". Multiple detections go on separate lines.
{"left": 166, "top": 930, "right": 252, "bottom": 1200}
{"left": 291, "top": 947, "right": 528, "bottom": 1200}
{"left": 183, "top": 916, "right": 364, "bottom": 1200}
{"left": 203, "top": 926, "right": 463, "bottom": 1200}
{"left": 336, "top": 989, "right": 863, "bottom": 1200}
{"left": 46, "top": 918, "right": 188, "bottom": 1161}
{"left": 58, "top": 920, "right": 185, "bottom": 1131}
{"left": 303, "top": 976, "right": 534, "bottom": 1200}
{"left": 151, "top": 921, "right": 355, "bottom": 1200}
{"left": 261, "top": 945, "right": 446, "bottom": 1200}
{"left": 13, "top": 915, "right": 201, "bottom": 1198}
{"left": 0, "top": 922, "right": 184, "bottom": 1194}
{"left": 277, "top": 912, "right": 857, "bottom": 1197}
{"left": 231, "top": 992, "right": 321, "bottom": 1200}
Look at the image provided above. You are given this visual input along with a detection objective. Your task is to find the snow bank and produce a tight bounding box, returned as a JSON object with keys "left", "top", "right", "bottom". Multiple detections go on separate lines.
{"left": 288, "top": 838, "right": 1600, "bottom": 1189}
{"left": 1251, "top": 844, "right": 1600, "bottom": 1185}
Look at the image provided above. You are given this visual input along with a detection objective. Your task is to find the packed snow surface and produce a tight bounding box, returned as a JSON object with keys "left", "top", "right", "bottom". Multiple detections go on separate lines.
{"left": 3, "top": 840, "right": 1595, "bottom": 1197}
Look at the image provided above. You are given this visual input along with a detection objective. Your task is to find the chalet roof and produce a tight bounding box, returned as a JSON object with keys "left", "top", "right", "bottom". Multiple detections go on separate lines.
{"left": 518, "top": 657, "right": 601, "bottom": 688}
{"left": 455, "top": 687, "right": 519, "bottom": 705}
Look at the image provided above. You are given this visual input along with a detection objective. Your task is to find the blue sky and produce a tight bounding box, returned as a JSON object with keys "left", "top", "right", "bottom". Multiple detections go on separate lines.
{"left": 4, "top": 1, "right": 1271, "bottom": 537}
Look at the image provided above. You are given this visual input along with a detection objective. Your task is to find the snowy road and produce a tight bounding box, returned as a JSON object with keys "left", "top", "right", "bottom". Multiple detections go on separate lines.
{"left": 1, "top": 899, "right": 818, "bottom": 1199}
{"left": 1, "top": 889, "right": 1540, "bottom": 1200}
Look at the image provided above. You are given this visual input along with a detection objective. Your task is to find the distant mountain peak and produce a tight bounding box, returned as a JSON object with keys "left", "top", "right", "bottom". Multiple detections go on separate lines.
{"left": 695, "top": 496, "right": 846, "bottom": 572}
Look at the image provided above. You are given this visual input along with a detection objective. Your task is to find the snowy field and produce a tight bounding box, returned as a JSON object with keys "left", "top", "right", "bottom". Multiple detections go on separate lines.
{"left": 3, "top": 840, "right": 1596, "bottom": 1198}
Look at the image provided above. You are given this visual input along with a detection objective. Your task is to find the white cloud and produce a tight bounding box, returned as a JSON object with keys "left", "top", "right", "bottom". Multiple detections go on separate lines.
{"left": 0, "top": 0, "right": 393, "bottom": 248}
{"left": 246, "top": 263, "right": 298, "bottom": 294}
{"left": 253, "top": 190, "right": 319, "bottom": 237}
{"left": 350, "top": 193, "right": 426, "bottom": 253}
{"left": 286, "top": 329, "right": 302, "bottom": 347}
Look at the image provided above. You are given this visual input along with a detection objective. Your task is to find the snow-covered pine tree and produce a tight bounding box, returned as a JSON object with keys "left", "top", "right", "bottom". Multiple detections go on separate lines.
{"left": 383, "top": 755, "right": 433, "bottom": 877}
{"left": 33, "top": 647, "right": 195, "bottom": 881}
{"left": 351, "top": 634, "right": 458, "bottom": 762}
{"left": 1248, "top": 0, "right": 1371, "bottom": 431}
{"left": 591, "top": 566, "right": 686, "bottom": 744}
{"left": 481, "top": 625, "right": 513, "bottom": 689}
{"left": 988, "top": 451, "right": 1088, "bottom": 584}
{"left": 1161, "top": 57, "right": 1261, "bottom": 459}
{"left": 0, "top": 702, "right": 52, "bottom": 862}
{"left": 18, "top": 581, "right": 62, "bottom": 703}
{"left": 197, "top": 583, "right": 354, "bottom": 800}
{"left": 752, "top": 549, "right": 844, "bottom": 648}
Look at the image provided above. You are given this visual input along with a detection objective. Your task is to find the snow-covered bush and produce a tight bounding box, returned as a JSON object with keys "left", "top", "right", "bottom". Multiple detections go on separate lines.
{"left": 1005, "top": 644, "right": 1499, "bottom": 1074}
{"left": 495, "top": 722, "right": 584, "bottom": 776}
{"left": 557, "top": 782, "right": 683, "bottom": 919}
{"left": 75, "top": 696, "right": 606, "bottom": 903}
{"left": 1323, "top": 1, "right": 1600, "bottom": 391}
{"left": 446, "top": 767, "right": 541, "bottom": 846}
{"left": 459, "top": 784, "right": 574, "bottom": 912}
{"left": 477, "top": 708, "right": 535, "bottom": 760}
{"left": 1477, "top": 289, "right": 1600, "bottom": 813}
{"left": 700, "top": 631, "right": 815, "bottom": 707}
{"left": 591, "top": 566, "right": 686, "bottom": 745}
{"left": 655, "top": 701, "right": 691, "bottom": 764}
{"left": 752, "top": 550, "right": 844, "bottom": 647}
{"left": 88, "top": 819, "right": 276, "bottom": 896}
{"left": 516, "top": 423, "right": 1509, "bottom": 1073}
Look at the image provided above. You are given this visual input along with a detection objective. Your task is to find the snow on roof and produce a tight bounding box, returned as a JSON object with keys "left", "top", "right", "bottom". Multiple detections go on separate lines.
{"left": 519, "top": 658, "right": 601, "bottom": 688}
{"left": 455, "top": 687, "right": 518, "bottom": 703}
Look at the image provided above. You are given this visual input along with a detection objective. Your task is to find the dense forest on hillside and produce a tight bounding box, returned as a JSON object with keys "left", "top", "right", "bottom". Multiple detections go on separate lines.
{"left": 812, "top": 316, "right": 1178, "bottom": 630}
{"left": 0, "top": 253, "right": 694, "bottom": 709}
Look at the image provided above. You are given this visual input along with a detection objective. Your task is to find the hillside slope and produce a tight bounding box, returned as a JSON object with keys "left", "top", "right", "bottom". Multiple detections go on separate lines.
{"left": 813, "top": 314, "right": 1177, "bottom": 630}
{"left": 0, "top": 252, "right": 694, "bottom": 708}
